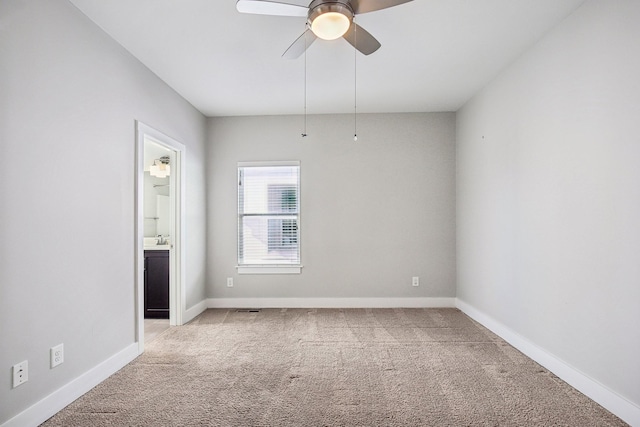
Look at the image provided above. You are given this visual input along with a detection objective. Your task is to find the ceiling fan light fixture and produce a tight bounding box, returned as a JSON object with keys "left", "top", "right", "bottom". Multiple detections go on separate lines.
{"left": 311, "top": 12, "right": 350, "bottom": 40}
{"left": 308, "top": 3, "right": 353, "bottom": 41}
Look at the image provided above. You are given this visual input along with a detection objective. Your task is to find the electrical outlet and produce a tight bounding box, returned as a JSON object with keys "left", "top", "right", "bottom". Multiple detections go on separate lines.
{"left": 412, "top": 276, "right": 420, "bottom": 287}
{"left": 51, "top": 344, "right": 64, "bottom": 368}
{"left": 12, "top": 360, "right": 28, "bottom": 388}
{"left": 227, "top": 277, "right": 234, "bottom": 287}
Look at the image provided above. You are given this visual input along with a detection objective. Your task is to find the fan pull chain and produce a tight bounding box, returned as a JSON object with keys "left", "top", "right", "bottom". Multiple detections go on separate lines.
{"left": 302, "top": 28, "right": 308, "bottom": 138}
{"left": 353, "top": 19, "right": 358, "bottom": 142}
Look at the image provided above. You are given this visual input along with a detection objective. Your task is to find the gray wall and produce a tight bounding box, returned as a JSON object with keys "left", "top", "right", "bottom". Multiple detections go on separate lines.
{"left": 0, "top": 0, "right": 207, "bottom": 423}
{"left": 207, "top": 113, "right": 456, "bottom": 299}
{"left": 457, "top": 0, "right": 640, "bottom": 409}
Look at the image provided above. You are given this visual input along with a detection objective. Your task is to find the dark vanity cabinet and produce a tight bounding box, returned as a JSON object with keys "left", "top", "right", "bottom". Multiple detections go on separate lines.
{"left": 144, "top": 250, "right": 169, "bottom": 319}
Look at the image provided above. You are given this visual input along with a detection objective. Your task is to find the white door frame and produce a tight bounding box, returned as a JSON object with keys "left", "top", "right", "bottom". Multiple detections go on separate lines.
{"left": 135, "top": 121, "right": 186, "bottom": 354}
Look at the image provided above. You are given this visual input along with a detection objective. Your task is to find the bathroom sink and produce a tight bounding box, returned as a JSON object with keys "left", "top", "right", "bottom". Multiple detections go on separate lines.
{"left": 144, "top": 244, "right": 170, "bottom": 250}
{"left": 143, "top": 237, "right": 170, "bottom": 250}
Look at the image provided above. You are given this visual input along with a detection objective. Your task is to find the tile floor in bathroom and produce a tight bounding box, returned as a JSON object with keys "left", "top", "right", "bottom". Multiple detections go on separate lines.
{"left": 144, "top": 318, "right": 170, "bottom": 343}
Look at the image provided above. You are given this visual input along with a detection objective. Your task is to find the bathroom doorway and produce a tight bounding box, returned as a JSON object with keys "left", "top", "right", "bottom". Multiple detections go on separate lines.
{"left": 135, "top": 122, "right": 185, "bottom": 353}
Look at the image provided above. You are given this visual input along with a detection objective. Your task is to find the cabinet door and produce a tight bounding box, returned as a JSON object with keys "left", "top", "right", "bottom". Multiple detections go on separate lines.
{"left": 144, "top": 250, "right": 169, "bottom": 319}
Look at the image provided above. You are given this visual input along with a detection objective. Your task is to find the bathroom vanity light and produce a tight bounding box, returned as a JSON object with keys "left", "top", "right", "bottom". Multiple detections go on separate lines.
{"left": 150, "top": 156, "right": 170, "bottom": 178}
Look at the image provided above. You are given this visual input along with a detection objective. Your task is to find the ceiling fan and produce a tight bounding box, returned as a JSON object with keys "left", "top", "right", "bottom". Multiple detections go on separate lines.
{"left": 236, "top": 0, "right": 413, "bottom": 59}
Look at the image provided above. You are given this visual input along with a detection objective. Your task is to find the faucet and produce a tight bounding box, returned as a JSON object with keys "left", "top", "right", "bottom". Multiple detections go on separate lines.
{"left": 157, "top": 235, "right": 166, "bottom": 245}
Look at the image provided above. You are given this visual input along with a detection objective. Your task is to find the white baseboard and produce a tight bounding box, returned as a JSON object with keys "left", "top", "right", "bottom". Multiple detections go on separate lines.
{"left": 206, "top": 297, "right": 456, "bottom": 309}
{"left": 2, "top": 343, "right": 139, "bottom": 427}
{"left": 456, "top": 299, "right": 640, "bottom": 427}
{"left": 183, "top": 299, "right": 208, "bottom": 324}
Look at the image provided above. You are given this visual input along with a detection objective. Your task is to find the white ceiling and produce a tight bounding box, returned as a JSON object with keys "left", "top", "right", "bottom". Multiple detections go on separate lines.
{"left": 68, "top": 0, "right": 585, "bottom": 117}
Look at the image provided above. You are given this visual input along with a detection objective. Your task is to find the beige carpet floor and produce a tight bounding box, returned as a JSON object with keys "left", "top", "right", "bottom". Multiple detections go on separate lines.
{"left": 42, "top": 308, "right": 627, "bottom": 426}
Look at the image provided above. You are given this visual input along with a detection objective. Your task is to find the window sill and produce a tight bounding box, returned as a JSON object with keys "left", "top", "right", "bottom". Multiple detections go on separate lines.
{"left": 236, "top": 265, "right": 303, "bottom": 275}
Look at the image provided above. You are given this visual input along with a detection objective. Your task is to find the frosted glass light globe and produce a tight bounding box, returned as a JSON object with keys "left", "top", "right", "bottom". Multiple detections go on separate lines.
{"left": 311, "top": 12, "right": 350, "bottom": 40}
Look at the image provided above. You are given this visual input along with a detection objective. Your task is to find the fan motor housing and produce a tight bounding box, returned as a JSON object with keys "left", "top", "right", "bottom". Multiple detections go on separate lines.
{"left": 307, "top": 0, "right": 354, "bottom": 25}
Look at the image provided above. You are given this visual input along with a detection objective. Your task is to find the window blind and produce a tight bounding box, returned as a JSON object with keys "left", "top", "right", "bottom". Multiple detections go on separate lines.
{"left": 238, "top": 162, "right": 300, "bottom": 266}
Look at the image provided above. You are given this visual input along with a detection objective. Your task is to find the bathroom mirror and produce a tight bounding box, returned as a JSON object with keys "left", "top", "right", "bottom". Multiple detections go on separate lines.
{"left": 144, "top": 141, "right": 172, "bottom": 243}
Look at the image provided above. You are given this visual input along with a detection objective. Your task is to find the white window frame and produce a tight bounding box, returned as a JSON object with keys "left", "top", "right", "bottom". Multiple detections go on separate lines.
{"left": 236, "top": 161, "right": 302, "bottom": 275}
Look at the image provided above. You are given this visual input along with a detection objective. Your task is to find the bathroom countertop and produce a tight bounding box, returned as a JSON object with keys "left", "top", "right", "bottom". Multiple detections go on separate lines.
{"left": 144, "top": 245, "right": 171, "bottom": 250}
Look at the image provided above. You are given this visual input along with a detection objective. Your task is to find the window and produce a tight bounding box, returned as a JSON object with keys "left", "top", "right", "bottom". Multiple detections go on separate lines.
{"left": 237, "top": 162, "right": 301, "bottom": 274}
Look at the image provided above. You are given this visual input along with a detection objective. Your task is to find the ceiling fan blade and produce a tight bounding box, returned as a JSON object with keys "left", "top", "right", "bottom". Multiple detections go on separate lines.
{"left": 236, "top": 0, "right": 308, "bottom": 17}
{"left": 282, "top": 29, "right": 318, "bottom": 59}
{"left": 350, "top": 0, "right": 413, "bottom": 15}
{"left": 342, "top": 22, "right": 381, "bottom": 55}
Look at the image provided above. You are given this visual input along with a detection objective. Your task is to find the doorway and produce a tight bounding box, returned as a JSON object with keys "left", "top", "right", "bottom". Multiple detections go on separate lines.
{"left": 135, "top": 122, "right": 186, "bottom": 353}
